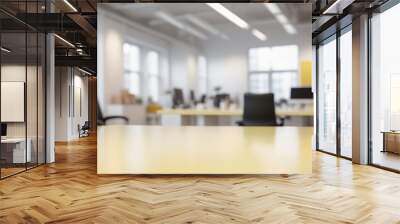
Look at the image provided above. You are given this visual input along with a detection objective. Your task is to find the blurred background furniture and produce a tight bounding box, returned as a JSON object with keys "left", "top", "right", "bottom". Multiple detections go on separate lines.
{"left": 382, "top": 131, "right": 400, "bottom": 154}
{"left": 97, "top": 102, "right": 129, "bottom": 125}
{"left": 237, "top": 93, "right": 284, "bottom": 126}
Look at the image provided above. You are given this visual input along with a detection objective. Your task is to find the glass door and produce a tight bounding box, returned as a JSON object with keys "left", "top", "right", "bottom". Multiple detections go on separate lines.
{"left": 317, "top": 36, "right": 337, "bottom": 154}
{"left": 339, "top": 27, "right": 352, "bottom": 158}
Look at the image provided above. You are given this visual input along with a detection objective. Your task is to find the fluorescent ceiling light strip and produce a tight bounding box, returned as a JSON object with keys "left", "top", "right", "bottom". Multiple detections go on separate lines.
{"left": 155, "top": 11, "right": 184, "bottom": 29}
{"left": 186, "top": 15, "right": 219, "bottom": 36}
{"left": 252, "top": 29, "right": 267, "bottom": 41}
{"left": 184, "top": 25, "right": 208, "bottom": 40}
{"left": 206, "top": 3, "right": 249, "bottom": 29}
{"left": 283, "top": 24, "right": 297, "bottom": 34}
{"left": 323, "top": 0, "right": 342, "bottom": 14}
{"left": 275, "top": 14, "right": 289, "bottom": 24}
{"left": 155, "top": 11, "right": 207, "bottom": 40}
{"left": 78, "top": 67, "right": 92, "bottom": 76}
{"left": 63, "top": 0, "right": 78, "bottom": 12}
{"left": 54, "top": 34, "right": 75, "bottom": 48}
{"left": 264, "top": 4, "right": 281, "bottom": 14}
{"left": 1, "top": 47, "right": 11, "bottom": 53}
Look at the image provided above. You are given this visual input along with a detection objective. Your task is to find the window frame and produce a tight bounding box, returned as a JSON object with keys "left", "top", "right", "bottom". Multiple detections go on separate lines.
{"left": 247, "top": 45, "right": 299, "bottom": 101}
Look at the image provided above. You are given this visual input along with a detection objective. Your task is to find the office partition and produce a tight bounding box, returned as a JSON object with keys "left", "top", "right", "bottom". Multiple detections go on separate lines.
{"left": 0, "top": 1, "right": 47, "bottom": 179}
{"left": 317, "top": 35, "right": 337, "bottom": 155}
{"left": 316, "top": 25, "right": 353, "bottom": 159}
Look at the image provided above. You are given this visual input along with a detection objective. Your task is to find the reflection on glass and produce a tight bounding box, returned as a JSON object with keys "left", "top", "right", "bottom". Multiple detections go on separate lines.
{"left": 340, "top": 29, "right": 352, "bottom": 158}
{"left": 371, "top": 3, "right": 400, "bottom": 171}
{"left": 1, "top": 31, "right": 27, "bottom": 177}
{"left": 27, "top": 32, "right": 38, "bottom": 169}
{"left": 147, "top": 51, "right": 160, "bottom": 102}
{"left": 123, "top": 43, "right": 141, "bottom": 96}
{"left": 318, "top": 37, "right": 337, "bottom": 154}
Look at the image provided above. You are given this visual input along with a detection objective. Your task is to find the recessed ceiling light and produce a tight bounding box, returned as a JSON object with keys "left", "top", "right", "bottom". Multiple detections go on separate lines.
{"left": 323, "top": 0, "right": 343, "bottom": 14}
{"left": 78, "top": 67, "right": 92, "bottom": 76}
{"left": 283, "top": 24, "right": 297, "bottom": 34}
{"left": 1, "top": 47, "right": 11, "bottom": 53}
{"left": 264, "top": 4, "right": 281, "bottom": 14}
{"left": 275, "top": 14, "right": 289, "bottom": 24}
{"left": 206, "top": 3, "right": 249, "bottom": 30}
{"left": 63, "top": 0, "right": 78, "bottom": 12}
{"left": 155, "top": 11, "right": 207, "bottom": 40}
{"left": 252, "top": 29, "right": 267, "bottom": 41}
{"left": 54, "top": 34, "right": 75, "bottom": 48}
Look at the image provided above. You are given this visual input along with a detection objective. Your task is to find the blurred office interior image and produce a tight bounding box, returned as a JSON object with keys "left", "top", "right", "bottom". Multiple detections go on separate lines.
{"left": 97, "top": 3, "right": 313, "bottom": 127}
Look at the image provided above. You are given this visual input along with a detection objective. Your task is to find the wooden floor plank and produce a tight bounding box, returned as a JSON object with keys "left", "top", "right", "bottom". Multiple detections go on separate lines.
{"left": 0, "top": 135, "right": 400, "bottom": 223}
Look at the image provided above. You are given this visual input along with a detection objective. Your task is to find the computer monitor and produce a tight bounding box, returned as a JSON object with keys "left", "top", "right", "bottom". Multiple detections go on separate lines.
{"left": 1, "top": 123, "right": 7, "bottom": 137}
{"left": 172, "top": 88, "right": 184, "bottom": 108}
{"left": 290, "top": 87, "right": 313, "bottom": 99}
{"left": 189, "top": 90, "right": 196, "bottom": 102}
{"left": 213, "top": 93, "right": 230, "bottom": 108}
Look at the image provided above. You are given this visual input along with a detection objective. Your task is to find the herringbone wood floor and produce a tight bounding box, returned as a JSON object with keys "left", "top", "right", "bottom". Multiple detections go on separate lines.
{"left": 1, "top": 135, "right": 400, "bottom": 224}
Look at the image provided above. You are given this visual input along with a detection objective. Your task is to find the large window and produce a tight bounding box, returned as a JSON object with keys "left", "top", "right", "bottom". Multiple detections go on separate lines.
{"left": 317, "top": 37, "right": 337, "bottom": 154}
{"left": 146, "top": 51, "right": 160, "bottom": 102}
{"left": 370, "top": 3, "right": 400, "bottom": 171}
{"left": 340, "top": 29, "right": 352, "bottom": 158}
{"left": 123, "top": 43, "right": 141, "bottom": 96}
{"left": 248, "top": 45, "right": 298, "bottom": 101}
{"left": 197, "top": 56, "right": 207, "bottom": 95}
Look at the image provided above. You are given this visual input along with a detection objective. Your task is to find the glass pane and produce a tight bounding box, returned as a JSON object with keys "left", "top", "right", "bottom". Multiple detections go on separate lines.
{"left": 198, "top": 56, "right": 207, "bottom": 94}
{"left": 340, "top": 30, "right": 352, "bottom": 158}
{"left": 38, "top": 33, "right": 46, "bottom": 164}
{"left": 249, "top": 73, "right": 269, "bottom": 94}
{"left": 148, "top": 76, "right": 159, "bottom": 102}
{"left": 147, "top": 51, "right": 159, "bottom": 75}
{"left": 371, "top": 4, "right": 400, "bottom": 171}
{"left": 1, "top": 31, "right": 27, "bottom": 177}
{"left": 271, "top": 45, "right": 298, "bottom": 71}
{"left": 125, "top": 72, "right": 140, "bottom": 96}
{"left": 318, "top": 38, "right": 337, "bottom": 154}
{"left": 249, "top": 47, "right": 271, "bottom": 71}
{"left": 123, "top": 43, "right": 140, "bottom": 72}
{"left": 27, "top": 32, "right": 38, "bottom": 168}
{"left": 271, "top": 72, "right": 297, "bottom": 101}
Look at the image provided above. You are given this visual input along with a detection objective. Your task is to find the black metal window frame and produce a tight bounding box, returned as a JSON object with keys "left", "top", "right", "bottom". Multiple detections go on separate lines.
{"left": 315, "top": 21, "right": 352, "bottom": 161}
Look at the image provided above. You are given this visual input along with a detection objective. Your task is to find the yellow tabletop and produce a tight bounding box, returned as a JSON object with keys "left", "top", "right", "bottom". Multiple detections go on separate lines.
{"left": 157, "top": 108, "right": 313, "bottom": 117}
{"left": 97, "top": 125, "right": 312, "bottom": 174}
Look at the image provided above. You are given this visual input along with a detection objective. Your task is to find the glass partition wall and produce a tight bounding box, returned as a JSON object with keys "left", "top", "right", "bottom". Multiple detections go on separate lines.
{"left": 370, "top": 2, "right": 400, "bottom": 171}
{"left": 0, "top": 5, "right": 46, "bottom": 179}
{"left": 316, "top": 26, "right": 352, "bottom": 159}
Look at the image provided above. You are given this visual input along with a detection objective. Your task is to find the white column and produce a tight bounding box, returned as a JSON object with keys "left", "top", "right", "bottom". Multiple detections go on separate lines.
{"left": 352, "top": 14, "right": 369, "bottom": 164}
{"left": 46, "top": 33, "right": 55, "bottom": 163}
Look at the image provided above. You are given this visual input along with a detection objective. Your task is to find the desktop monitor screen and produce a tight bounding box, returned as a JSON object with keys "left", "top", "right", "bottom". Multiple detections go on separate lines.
{"left": 290, "top": 87, "right": 313, "bottom": 99}
{"left": 1, "top": 123, "right": 7, "bottom": 137}
{"left": 172, "top": 88, "right": 184, "bottom": 107}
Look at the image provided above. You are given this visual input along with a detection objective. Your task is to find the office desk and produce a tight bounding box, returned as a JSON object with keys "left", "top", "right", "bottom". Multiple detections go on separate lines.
{"left": 157, "top": 108, "right": 314, "bottom": 126}
{"left": 1, "top": 138, "right": 31, "bottom": 163}
{"left": 97, "top": 125, "right": 312, "bottom": 174}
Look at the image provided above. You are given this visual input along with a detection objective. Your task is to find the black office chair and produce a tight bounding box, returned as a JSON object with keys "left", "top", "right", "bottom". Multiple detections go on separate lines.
{"left": 79, "top": 121, "right": 90, "bottom": 138}
{"left": 97, "top": 102, "right": 129, "bottom": 125}
{"left": 237, "top": 93, "right": 284, "bottom": 126}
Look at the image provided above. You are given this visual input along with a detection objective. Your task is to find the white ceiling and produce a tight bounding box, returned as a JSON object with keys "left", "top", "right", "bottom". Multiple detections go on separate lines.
{"left": 103, "top": 3, "right": 311, "bottom": 45}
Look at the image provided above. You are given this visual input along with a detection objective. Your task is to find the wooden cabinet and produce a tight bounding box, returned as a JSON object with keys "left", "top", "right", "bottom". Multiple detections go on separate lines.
{"left": 382, "top": 132, "right": 400, "bottom": 154}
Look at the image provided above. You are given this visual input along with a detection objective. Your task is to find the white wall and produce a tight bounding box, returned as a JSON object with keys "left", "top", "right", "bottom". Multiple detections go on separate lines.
{"left": 54, "top": 67, "right": 89, "bottom": 141}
